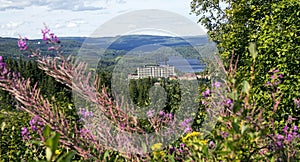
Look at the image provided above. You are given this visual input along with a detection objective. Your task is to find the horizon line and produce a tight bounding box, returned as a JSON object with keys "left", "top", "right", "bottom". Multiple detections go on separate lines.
{"left": 0, "top": 33, "right": 208, "bottom": 40}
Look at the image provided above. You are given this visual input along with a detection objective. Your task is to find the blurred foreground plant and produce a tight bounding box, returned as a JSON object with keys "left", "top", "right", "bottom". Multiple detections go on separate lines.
{"left": 149, "top": 43, "right": 299, "bottom": 161}
{"left": 1, "top": 25, "right": 299, "bottom": 161}
{"left": 0, "top": 25, "right": 194, "bottom": 161}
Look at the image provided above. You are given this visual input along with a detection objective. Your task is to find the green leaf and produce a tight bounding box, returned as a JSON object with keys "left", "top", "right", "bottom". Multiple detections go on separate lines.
{"left": 42, "top": 125, "right": 51, "bottom": 139}
{"left": 46, "top": 147, "right": 52, "bottom": 162}
{"left": 203, "top": 145, "right": 208, "bottom": 155}
{"left": 62, "top": 151, "right": 75, "bottom": 162}
{"left": 114, "top": 155, "right": 119, "bottom": 162}
{"left": 103, "top": 150, "right": 110, "bottom": 161}
{"left": 57, "top": 151, "right": 75, "bottom": 162}
{"left": 241, "top": 125, "right": 247, "bottom": 135}
{"left": 46, "top": 132, "right": 60, "bottom": 154}
{"left": 167, "top": 154, "right": 175, "bottom": 162}
{"left": 232, "top": 121, "right": 240, "bottom": 134}
{"left": 142, "top": 142, "right": 147, "bottom": 153}
{"left": 1, "top": 122, "right": 6, "bottom": 131}
{"left": 233, "top": 100, "right": 241, "bottom": 113}
{"left": 248, "top": 42, "right": 258, "bottom": 60}
{"left": 242, "top": 80, "right": 250, "bottom": 94}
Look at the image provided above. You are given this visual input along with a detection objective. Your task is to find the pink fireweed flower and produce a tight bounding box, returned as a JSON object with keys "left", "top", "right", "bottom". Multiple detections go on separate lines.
{"left": 269, "top": 69, "right": 279, "bottom": 73}
{"left": 277, "top": 134, "right": 284, "bottom": 140}
{"left": 221, "top": 131, "right": 229, "bottom": 138}
{"left": 120, "top": 123, "right": 125, "bottom": 130}
{"left": 184, "top": 127, "right": 192, "bottom": 133}
{"left": 0, "top": 56, "right": 8, "bottom": 80}
{"left": 42, "top": 27, "right": 50, "bottom": 41}
{"left": 42, "top": 27, "right": 50, "bottom": 35}
{"left": 226, "top": 99, "right": 232, "bottom": 105}
{"left": 21, "top": 127, "right": 29, "bottom": 136}
{"left": 29, "top": 116, "right": 44, "bottom": 132}
{"left": 260, "top": 149, "right": 264, "bottom": 155}
{"left": 287, "top": 134, "right": 294, "bottom": 143}
{"left": 79, "top": 128, "right": 90, "bottom": 139}
{"left": 42, "top": 27, "right": 60, "bottom": 44}
{"left": 147, "top": 109, "right": 155, "bottom": 118}
{"left": 49, "top": 33, "right": 60, "bottom": 43}
{"left": 180, "top": 143, "right": 185, "bottom": 147}
{"left": 225, "top": 99, "right": 233, "bottom": 109}
{"left": 0, "top": 56, "right": 7, "bottom": 71}
{"left": 167, "top": 113, "right": 173, "bottom": 119}
{"left": 202, "top": 88, "right": 210, "bottom": 98}
{"left": 294, "top": 125, "right": 298, "bottom": 132}
{"left": 78, "top": 108, "right": 94, "bottom": 118}
{"left": 180, "top": 118, "right": 193, "bottom": 128}
{"left": 275, "top": 141, "right": 282, "bottom": 148}
{"left": 159, "top": 110, "right": 165, "bottom": 116}
{"left": 21, "top": 127, "right": 31, "bottom": 141}
{"left": 17, "top": 38, "right": 28, "bottom": 51}
{"left": 208, "top": 141, "right": 215, "bottom": 148}
{"left": 213, "top": 81, "right": 221, "bottom": 88}
{"left": 265, "top": 81, "right": 272, "bottom": 86}
{"left": 283, "top": 125, "right": 288, "bottom": 134}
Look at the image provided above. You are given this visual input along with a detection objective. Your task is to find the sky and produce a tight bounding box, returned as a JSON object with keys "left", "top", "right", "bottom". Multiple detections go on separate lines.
{"left": 0, "top": 0, "right": 207, "bottom": 38}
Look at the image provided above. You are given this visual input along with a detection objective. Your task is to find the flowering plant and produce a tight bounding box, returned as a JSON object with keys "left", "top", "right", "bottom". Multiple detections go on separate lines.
{"left": 0, "top": 25, "right": 299, "bottom": 161}
{"left": 0, "top": 25, "right": 196, "bottom": 161}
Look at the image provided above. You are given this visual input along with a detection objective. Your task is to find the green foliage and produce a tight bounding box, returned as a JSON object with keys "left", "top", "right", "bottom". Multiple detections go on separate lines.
{"left": 0, "top": 56, "right": 76, "bottom": 161}
{"left": 191, "top": 0, "right": 300, "bottom": 120}
{"left": 128, "top": 77, "right": 183, "bottom": 112}
{"left": 0, "top": 110, "right": 30, "bottom": 161}
{"left": 42, "top": 125, "right": 75, "bottom": 162}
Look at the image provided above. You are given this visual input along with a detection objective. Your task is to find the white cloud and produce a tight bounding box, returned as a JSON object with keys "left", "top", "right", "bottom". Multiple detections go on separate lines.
{"left": 0, "top": 21, "right": 24, "bottom": 29}
{"left": 0, "top": 21, "right": 25, "bottom": 38}
{"left": 0, "top": 0, "right": 29, "bottom": 10}
{"left": 0, "top": 0, "right": 206, "bottom": 38}
{"left": 55, "top": 19, "right": 86, "bottom": 29}
{"left": 54, "top": 24, "right": 62, "bottom": 29}
{"left": 48, "top": 0, "right": 106, "bottom": 11}
{"left": 66, "top": 22, "right": 77, "bottom": 28}
{"left": 0, "top": 0, "right": 125, "bottom": 11}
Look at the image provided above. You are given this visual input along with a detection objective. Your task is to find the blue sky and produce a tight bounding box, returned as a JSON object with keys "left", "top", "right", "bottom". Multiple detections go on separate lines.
{"left": 0, "top": 0, "right": 206, "bottom": 38}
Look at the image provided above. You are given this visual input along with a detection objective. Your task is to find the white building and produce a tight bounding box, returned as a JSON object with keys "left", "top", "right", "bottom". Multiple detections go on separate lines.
{"left": 129, "top": 65, "right": 175, "bottom": 79}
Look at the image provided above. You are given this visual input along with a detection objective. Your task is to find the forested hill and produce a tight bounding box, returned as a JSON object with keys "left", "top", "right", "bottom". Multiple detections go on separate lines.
{"left": 0, "top": 35, "right": 211, "bottom": 59}
{"left": 82, "top": 35, "right": 210, "bottom": 51}
{"left": 0, "top": 37, "right": 83, "bottom": 59}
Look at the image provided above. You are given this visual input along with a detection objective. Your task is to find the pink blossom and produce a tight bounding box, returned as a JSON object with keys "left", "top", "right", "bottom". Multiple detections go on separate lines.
{"left": 294, "top": 125, "right": 298, "bottom": 131}
{"left": 17, "top": 39, "right": 28, "bottom": 51}
{"left": 202, "top": 88, "right": 210, "bottom": 98}
{"left": 213, "top": 81, "right": 221, "bottom": 88}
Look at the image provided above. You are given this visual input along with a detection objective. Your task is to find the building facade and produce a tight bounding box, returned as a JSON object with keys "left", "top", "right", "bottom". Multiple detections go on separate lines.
{"left": 129, "top": 65, "right": 175, "bottom": 79}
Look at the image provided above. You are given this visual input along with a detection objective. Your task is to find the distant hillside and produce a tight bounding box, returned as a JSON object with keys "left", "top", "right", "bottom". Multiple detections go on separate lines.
{"left": 0, "top": 37, "right": 82, "bottom": 59}
{"left": 73, "top": 35, "right": 210, "bottom": 52}
{"left": 0, "top": 35, "right": 214, "bottom": 61}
